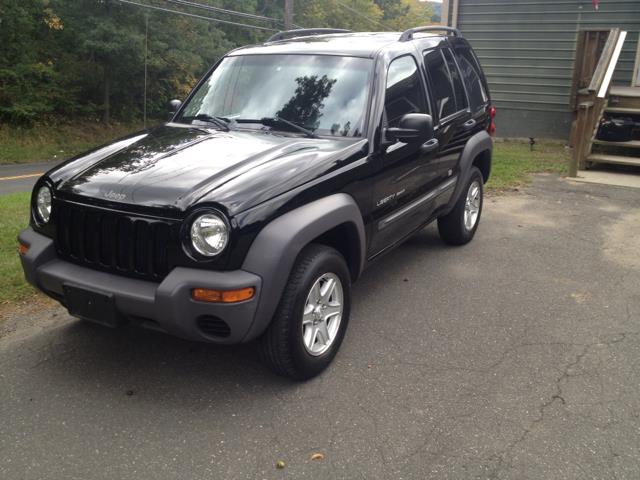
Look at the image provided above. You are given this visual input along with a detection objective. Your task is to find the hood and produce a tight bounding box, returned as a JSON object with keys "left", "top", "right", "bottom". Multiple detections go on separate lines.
{"left": 48, "top": 124, "right": 367, "bottom": 216}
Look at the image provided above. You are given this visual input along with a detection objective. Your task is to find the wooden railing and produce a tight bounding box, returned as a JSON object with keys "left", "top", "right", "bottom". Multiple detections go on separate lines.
{"left": 569, "top": 28, "right": 627, "bottom": 177}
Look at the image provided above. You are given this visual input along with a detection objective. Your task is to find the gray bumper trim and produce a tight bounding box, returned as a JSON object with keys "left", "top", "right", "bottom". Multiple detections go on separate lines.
{"left": 19, "top": 227, "right": 262, "bottom": 344}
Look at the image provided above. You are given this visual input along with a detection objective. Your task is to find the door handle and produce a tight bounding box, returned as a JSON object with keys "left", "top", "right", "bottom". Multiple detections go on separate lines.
{"left": 463, "top": 119, "right": 477, "bottom": 130}
{"left": 420, "top": 138, "right": 439, "bottom": 154}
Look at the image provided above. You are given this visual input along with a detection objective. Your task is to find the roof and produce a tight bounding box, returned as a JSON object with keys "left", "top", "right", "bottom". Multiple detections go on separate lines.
{"left": 230, "top": 32, "right": 446, "bottom": 58}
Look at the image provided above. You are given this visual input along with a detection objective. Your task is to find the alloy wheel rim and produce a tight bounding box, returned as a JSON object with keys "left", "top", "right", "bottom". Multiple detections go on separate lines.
{"left": 464, "top": 180, "right": 481, "bottom": 231}
{"left": 301, "top": 272, "right": 343, "bottom": 356}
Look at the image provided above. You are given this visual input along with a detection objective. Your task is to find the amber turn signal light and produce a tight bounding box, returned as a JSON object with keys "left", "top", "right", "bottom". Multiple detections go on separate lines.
{"left": 192, "top": 287, "right": 255, "bottom": 303}
{"left": 18, "top": 242, "right": 29, "bottom": 256}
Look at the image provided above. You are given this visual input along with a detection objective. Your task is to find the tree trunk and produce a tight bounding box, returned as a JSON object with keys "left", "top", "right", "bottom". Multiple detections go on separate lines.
{"left": 103, "top": 69, "right": 110, "bottom": 125}
{"left": 284, "top": 0, "right": 294, "bottom": 30}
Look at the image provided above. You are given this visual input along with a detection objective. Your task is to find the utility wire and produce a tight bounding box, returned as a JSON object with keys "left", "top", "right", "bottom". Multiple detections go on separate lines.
{"left": 165, "top": 0, "right": 304, "bottom": 29}
{"left": 117, "top": 0, "right": 279, "bottom": 31}
{"left": 336, "top": 1, "right": 393, "bottom": 30}
{"left": 164, "top": 0, "right": 284, "bottom": 25}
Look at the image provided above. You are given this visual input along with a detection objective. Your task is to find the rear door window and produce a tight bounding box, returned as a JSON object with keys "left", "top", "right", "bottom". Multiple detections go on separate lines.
{"left": 454, "top": 47, "right": 488, "bottom": 111}
{"left": 423, "top": 49, "right": 456, "bottom": 119}
{"left": 442, "top": 48, "right": 468, "bottom": 112}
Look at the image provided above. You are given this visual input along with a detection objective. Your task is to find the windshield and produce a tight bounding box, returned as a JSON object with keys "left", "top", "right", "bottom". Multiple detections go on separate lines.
{"left": 178, "top": 54, "right": 373, "bottom": 137}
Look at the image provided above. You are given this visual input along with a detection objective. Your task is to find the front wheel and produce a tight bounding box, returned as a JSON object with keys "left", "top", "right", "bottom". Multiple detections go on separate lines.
{"left": 258, "top": 244, "right": 351, "bottom": 380}
{"left": 438, "top": 167, "right": 484, "bottom": 245}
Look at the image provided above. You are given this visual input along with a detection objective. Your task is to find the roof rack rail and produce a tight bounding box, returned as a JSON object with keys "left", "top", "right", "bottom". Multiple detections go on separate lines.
{"left": 399, "top": 26, "right": 461, "bottom": 42}
{"left": 267, "top": 28, "right": 352, "bottom": 43}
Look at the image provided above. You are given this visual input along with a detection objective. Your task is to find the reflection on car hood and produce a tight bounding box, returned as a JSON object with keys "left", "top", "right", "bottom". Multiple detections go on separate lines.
{"left": 47, "top": 124, "right": 367, "bottom": 215}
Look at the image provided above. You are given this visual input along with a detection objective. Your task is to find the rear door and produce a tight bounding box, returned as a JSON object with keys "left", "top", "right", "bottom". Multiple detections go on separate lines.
{"left": 451, "top": 40, "right": 491, "bottom": 129}
{"left": 422, "top": 46, "right": 473, "bottom": 189}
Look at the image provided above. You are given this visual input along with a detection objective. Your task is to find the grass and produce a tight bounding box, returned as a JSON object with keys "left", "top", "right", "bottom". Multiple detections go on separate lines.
{"left": 0, "top": 192, "right": 34, "bottom": 304}
{"left": 0, "top": 122, "right": 145, "bottom": 164}
{"left": 0, "top": 139, "right": 569, "bottom": 306}
{"left": 487, "top": 139, "right": 568, "bottom": 192}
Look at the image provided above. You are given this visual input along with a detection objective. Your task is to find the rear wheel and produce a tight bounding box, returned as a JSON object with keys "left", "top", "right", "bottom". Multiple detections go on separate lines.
{"left": 438, "top": 167, "right": 484, "bottom": 245}
{"left": 258, "top": 244, "right": 351, "bottom": 380}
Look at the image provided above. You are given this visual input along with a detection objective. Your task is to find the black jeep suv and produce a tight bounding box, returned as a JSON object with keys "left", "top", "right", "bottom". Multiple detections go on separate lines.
{"left": 19, "top": 27, "right": 494, "bottom": 380}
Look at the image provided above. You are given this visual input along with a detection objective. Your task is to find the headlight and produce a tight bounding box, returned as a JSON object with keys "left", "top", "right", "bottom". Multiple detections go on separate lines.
{"left": 36, "top": 186, "right": 52, "bottom": 223}
{"left": 190, "top": 213, "right": 229, "bottom": 257}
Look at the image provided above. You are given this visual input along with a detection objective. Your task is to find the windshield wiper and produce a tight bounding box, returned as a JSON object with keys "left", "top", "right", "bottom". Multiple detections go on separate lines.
{"left": 268, "top": 116, "right": 318, "bottom": 138}
{"left": 181, "top": 114, "right": 230, "bottom": 131}
{"left": 233, "top": 116, "right": 318, "bottom": 138}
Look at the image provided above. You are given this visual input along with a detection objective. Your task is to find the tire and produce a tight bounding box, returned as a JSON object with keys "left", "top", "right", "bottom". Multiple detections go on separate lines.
{"left": 438, "top": 166, "right": 484, "bottom": 246}
{"left": 258, "top": 244, "right": 351, "bottom": 381}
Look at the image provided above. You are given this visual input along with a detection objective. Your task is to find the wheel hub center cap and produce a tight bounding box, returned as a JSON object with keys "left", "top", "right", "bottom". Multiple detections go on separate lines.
{"left": 302, "top": 272, "right": 344, "bottom": 357}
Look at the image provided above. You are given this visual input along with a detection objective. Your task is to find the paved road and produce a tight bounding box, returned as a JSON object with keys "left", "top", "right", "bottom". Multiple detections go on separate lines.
{"left": 0, "top": 161, "right": 61, "bottom": 195}
{"left": 1, "top": 175, "right": 639, "bottom": 479}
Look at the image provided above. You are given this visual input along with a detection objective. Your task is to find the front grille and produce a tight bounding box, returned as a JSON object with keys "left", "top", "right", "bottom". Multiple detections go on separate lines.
{"left": 54, "top": 200, "right": 179, "bottom": 281}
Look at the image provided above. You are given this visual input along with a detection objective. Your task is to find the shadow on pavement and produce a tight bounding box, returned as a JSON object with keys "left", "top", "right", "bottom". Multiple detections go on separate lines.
{"left": 26, "top": 225, "right": 447, "bottom": 405}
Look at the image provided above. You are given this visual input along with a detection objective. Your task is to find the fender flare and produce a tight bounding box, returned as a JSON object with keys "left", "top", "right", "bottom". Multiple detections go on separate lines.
{"left": 446, "top": 130, "right": 493, "bottom": 214}
{"left": 240, "top": 193, "right": 366, "bottom": 341}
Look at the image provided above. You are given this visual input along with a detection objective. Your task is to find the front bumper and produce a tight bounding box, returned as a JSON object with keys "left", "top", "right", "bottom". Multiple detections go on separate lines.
{"left": 18, "top": 227, "right": 263, "bottom": 344}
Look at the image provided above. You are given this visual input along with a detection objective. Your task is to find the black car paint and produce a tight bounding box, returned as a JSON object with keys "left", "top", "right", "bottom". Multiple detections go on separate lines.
{"left": 31, "top": 32, "right": 491, "bottom": 294}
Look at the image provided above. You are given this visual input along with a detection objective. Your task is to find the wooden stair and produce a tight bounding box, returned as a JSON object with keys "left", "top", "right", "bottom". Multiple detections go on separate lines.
{"left": 586, "top": 153, "right": 640, "bottom": 167}
{"left": 570, "top": 29, "right": 640, "bottom": 175}
{"left": 587, "top": 86, "right": 640, "bottom": 169}
{"left": 593, "top": 139, "right": 640, "bottom": 148}
{"left": 608, "top": 86, "right": 640, "bottom": 110}
{"left": 604, "top": 107, "right": 640, "bottom": 115}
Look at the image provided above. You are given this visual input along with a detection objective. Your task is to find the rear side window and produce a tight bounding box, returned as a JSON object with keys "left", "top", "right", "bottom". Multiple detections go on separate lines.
{"left": 384, "top": 55, "right": 428, "bottom": 128}
{"left": 454, "top": 47, "right": 488, "bottom": 110}
{"left": 423, "top": 49, "right": 456, "bottom": 119}
{"left": 442, "top": 48, "right": 468, "bottom": 111}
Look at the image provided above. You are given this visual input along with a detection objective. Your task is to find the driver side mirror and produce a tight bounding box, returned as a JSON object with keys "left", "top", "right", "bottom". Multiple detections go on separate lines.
{"left": 168, "top": 99, "right": 182, "bottom": 114}
{"left": 385, "top": 113, "right": 434, "bottom": 144}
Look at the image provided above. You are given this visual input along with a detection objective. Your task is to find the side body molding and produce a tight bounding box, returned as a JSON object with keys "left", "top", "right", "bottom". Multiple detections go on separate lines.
{"left": 241, "top": 193, "right": 366, "bottom": 341}
{"left": 445, "top": 130, "right": 493, "bottom": 214}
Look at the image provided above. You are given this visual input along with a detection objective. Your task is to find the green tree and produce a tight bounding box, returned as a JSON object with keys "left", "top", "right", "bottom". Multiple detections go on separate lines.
{"left": 375, "top": 0, "right": 434, "bottom": 30}
{"left": 295, "top": 0, "right": 385, "bottom": 31}
{"left": 0, "top": 0, "right": 436, "bottom": 128}
{"left": 0, "top": 1, "right": 65, "bottom": 125}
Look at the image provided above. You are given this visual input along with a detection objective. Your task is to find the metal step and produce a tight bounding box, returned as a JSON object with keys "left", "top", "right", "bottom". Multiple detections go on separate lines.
{"left": 593, "top": 139, "right": 640, "bottom": 148}
{"left": 604, "top": 107, "right": 640, "bottom": 115}
{"left": 587, "top": 153, "right": 640, "bottom": 167}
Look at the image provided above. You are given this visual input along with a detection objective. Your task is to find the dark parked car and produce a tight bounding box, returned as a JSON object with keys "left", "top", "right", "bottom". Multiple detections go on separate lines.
{"left": 19, "top": 27, "right": 494, "bottom": 380}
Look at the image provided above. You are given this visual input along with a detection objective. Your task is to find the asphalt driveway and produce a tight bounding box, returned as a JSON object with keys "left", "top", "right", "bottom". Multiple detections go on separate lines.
{"left": 1, "top": 174, "right": 639, "bottom": 479}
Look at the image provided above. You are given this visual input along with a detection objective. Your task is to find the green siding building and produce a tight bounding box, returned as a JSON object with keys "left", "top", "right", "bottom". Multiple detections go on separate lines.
{"left": 442, "top": 0, "right": 640, "bottom": 138}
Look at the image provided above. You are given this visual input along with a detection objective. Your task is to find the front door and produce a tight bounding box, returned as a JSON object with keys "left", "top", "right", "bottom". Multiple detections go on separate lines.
{"left": 369, "top": 54, "right": 441, "bottom": 257}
